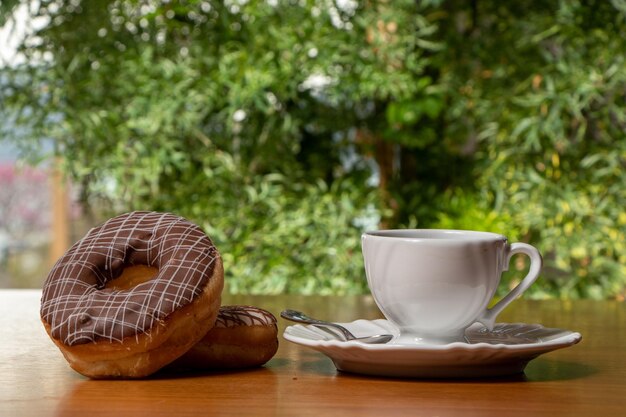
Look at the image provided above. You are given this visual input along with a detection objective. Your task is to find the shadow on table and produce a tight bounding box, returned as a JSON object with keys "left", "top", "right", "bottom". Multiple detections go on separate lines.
{"left": 520, "top": 358, "right": 597, "bottom": 382}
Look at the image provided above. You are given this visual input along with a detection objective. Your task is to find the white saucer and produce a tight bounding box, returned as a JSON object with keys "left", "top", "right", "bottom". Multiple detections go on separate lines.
{"left": 283, "top": 320, "right": 582, "bottom": 378}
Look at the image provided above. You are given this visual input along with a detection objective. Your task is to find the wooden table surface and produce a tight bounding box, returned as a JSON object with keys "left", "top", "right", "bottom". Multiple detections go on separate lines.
{"left": 0, "top": 289, "right": 624, "bottom": 417}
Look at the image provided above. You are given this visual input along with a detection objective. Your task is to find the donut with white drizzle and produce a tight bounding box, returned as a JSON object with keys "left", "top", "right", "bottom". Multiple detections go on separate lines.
{"left": 40, "top": 211, "right": 224, "bottom": 379}
{"left": 173, "top": 305, "right": 278, "bottom": 370}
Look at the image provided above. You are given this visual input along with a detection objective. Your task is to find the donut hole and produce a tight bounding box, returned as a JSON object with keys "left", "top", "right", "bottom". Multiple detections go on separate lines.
{"left": 104, "top": 265, "right": 158, "bottom": 291}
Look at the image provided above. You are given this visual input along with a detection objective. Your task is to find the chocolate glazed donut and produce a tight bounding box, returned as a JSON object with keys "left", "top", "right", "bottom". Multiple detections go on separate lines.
{"left": 40, "top": 211, "right": 224, "bottom": 379}
{"left": 172, "top": 305, "right": 279, "bottom": 370}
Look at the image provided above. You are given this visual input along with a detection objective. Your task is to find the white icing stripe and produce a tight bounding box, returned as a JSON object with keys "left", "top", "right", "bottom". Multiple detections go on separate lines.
{"left": 215, "top": 306, "right": 277, "bottom": 328}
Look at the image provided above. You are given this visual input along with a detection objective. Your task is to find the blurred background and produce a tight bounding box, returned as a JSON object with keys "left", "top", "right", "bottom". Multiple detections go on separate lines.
{"left": 0, "top": 0, "right": 624, "bottom": 299}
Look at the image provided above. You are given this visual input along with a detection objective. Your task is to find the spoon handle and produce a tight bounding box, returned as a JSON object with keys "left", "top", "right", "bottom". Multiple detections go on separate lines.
{"left": 280, "top": 309, "right": 356, "bottom": 340}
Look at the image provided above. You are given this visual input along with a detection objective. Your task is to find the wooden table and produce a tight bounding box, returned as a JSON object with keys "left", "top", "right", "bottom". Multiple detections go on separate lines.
{"left": 0, "top": 290, "right": 624, "bottom": 416}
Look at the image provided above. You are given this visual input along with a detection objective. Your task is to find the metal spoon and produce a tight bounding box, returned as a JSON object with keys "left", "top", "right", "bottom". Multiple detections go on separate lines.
{"left": 281, "top": 309, "right": 393, "bottom": 344}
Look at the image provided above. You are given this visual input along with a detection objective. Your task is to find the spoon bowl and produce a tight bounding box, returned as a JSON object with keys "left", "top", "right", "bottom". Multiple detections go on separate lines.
{"left": 281, "top": 309, "right": 393, "bottom": 344}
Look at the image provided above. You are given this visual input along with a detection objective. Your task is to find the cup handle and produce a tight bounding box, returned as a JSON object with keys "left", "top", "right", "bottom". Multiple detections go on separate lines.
{"left": 477, "top": 242, "right": 543, "bottom": 330}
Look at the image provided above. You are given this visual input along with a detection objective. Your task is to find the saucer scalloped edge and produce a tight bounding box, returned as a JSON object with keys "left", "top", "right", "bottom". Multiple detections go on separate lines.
{"left": 283, "top": 320, "right": 582, "bottom": 378}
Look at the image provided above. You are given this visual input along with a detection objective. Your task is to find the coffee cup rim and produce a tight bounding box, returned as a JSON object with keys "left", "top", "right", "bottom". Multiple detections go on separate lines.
{"left": 362, "top": 229, "right": 507, "bottom": 242}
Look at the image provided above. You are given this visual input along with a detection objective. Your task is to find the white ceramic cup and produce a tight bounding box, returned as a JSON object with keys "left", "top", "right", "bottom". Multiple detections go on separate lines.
{"left": 362, "top": 229, "right": 542, "bottom": 344}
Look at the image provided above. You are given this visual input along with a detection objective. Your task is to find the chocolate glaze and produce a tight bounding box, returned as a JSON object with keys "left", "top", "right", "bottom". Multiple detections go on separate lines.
{"left": 216, "top": 305, "right": 277, "bottom": 328}
{"left": 40, "top": 211, "right": 220, "bottom": 346}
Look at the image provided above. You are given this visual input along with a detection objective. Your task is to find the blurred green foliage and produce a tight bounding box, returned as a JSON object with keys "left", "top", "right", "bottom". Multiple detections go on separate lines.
{"left": 1, "top": 0, "right": 624, "bottom": 299}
